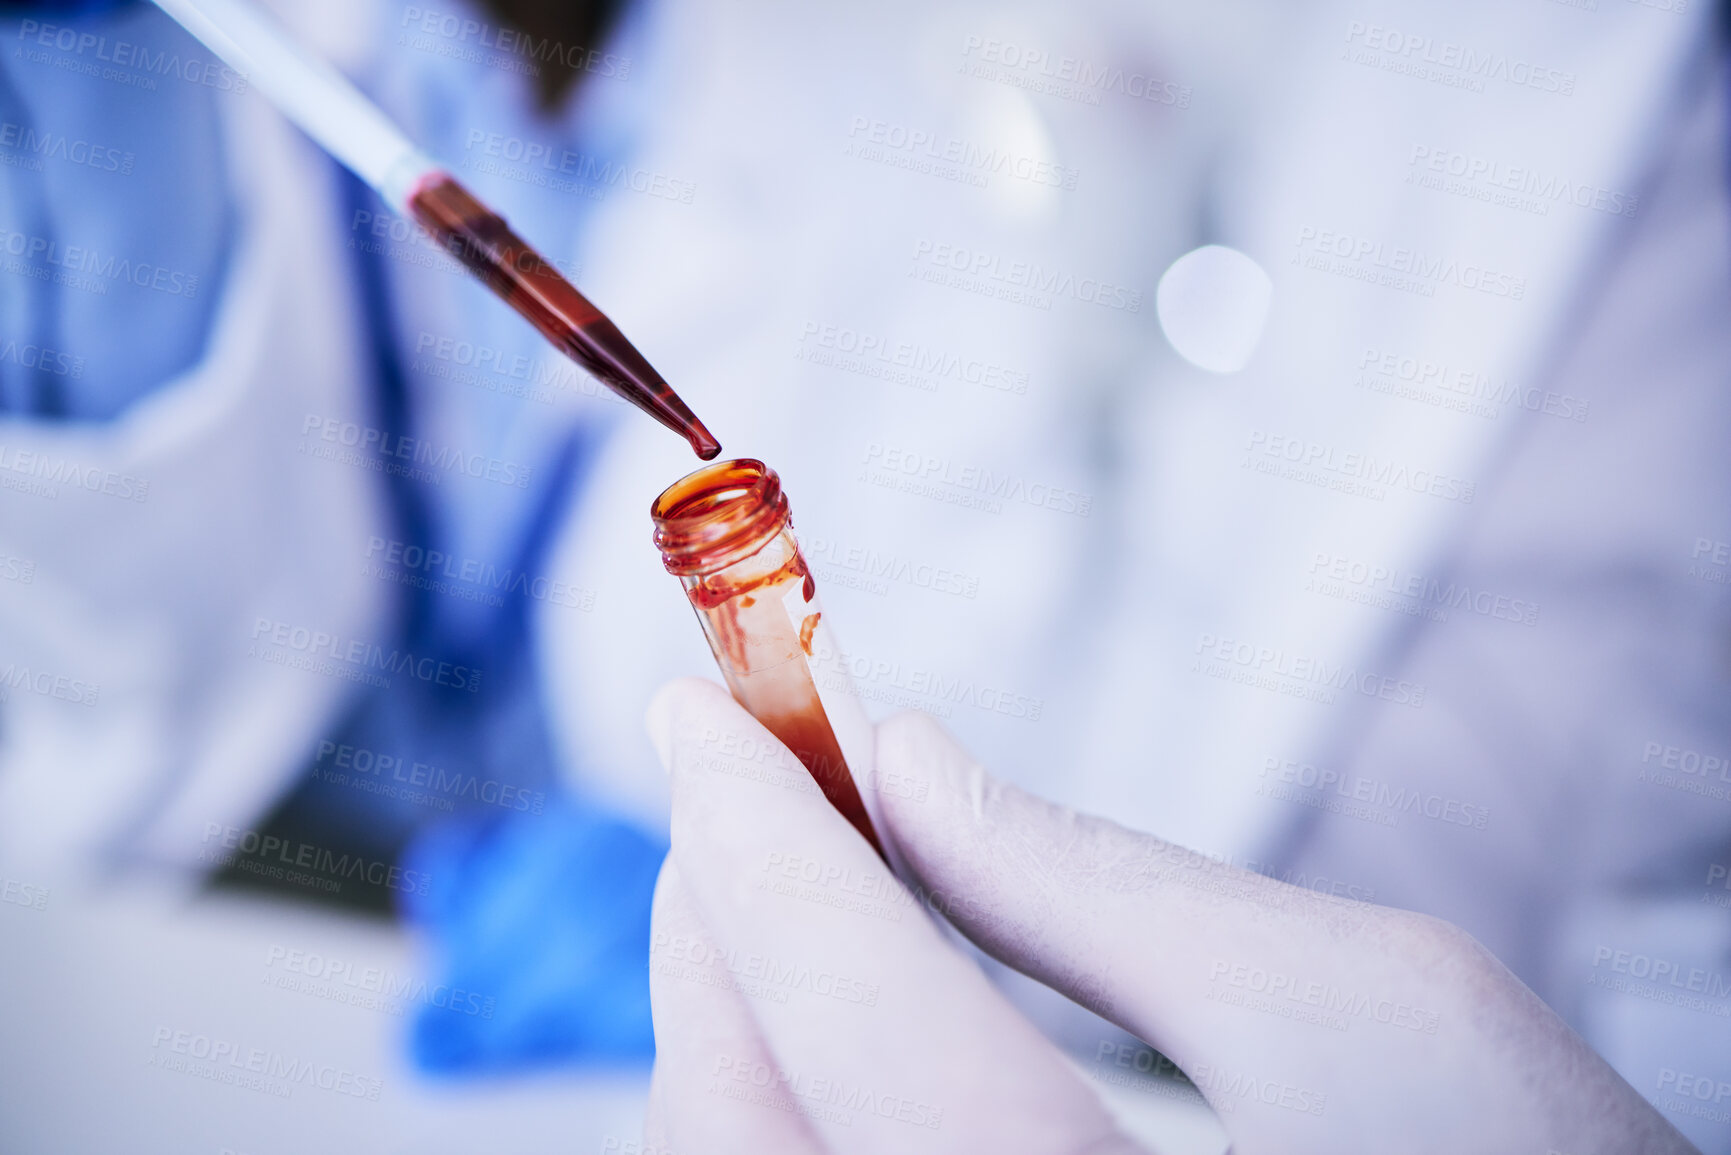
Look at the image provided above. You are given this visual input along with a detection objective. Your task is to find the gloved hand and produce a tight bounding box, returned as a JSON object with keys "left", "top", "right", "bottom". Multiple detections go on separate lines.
{"left": 641, "top": 677, "right": 1694, "bottom": 1155}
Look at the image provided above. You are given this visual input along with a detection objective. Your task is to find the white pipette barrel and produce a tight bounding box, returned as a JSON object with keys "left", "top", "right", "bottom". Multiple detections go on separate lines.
{"left": 149, "top": 0, "right": 439, "bottom": 208}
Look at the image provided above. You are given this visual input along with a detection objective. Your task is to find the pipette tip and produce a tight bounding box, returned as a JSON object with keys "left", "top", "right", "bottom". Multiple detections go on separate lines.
{"left": 690, "top": 427, "right": 722, "bottom": 460}
{"left": 406, "top": 171, "right": 723, "bottom": 460}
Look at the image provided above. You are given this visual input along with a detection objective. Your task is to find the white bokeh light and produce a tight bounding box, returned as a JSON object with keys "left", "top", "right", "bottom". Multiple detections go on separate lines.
{"left": 1156, "top": 244, "right": 1273, "bottom": 374}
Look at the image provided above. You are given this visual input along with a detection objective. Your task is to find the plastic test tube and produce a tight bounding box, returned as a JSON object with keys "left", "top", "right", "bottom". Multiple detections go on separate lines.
{"left": 651, "top": 459, "right": 888, "bottom": 861}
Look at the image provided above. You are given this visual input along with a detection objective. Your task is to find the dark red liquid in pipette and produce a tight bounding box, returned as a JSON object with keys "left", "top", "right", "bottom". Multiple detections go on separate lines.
{"left": 407, "top": 171, "right": 720, "bottom": 459}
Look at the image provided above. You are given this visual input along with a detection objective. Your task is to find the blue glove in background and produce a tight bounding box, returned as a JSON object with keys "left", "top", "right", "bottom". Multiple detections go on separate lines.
{"left": 399, "top": 797, "right": 665, "bottom": 1074}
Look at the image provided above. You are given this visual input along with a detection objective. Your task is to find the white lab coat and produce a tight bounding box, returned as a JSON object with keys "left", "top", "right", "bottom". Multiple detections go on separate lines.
{"left": 533, "top": 0, "right": 1726, "bottom": 1143}
{"left": 0, "top": 84, "right": 393, "bottom": 880}
{"left": 541, "top": 0, "right": 1701, "bottom": 875}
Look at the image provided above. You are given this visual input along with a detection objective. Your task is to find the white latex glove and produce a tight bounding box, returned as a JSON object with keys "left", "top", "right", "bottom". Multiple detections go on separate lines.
{"left": 642, "top": 677, "right": 1693, "bottom": 1155}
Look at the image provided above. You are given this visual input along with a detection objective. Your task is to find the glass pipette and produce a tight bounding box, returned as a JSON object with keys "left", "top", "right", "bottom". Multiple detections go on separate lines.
{"left": 148, "top": 0, "right": 721, "bottom": 460}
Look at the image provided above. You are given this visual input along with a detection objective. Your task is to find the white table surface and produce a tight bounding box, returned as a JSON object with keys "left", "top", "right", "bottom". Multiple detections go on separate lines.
{"left": 0, "top": 883, "right": 1227, "bottom": 1154}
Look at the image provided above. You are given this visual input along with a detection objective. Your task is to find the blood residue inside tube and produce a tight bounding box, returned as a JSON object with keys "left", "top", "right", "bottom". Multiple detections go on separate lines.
{"left": 653, "top": 459, "right": 886, "bottom": 859}
{"left": 408, "top": 171, "right": 720, "bottom": 459}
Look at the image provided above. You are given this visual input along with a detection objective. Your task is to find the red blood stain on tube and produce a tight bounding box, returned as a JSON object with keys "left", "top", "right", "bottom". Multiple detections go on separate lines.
{"left": 652, "top": 458, "right": 886, "bottom": 860}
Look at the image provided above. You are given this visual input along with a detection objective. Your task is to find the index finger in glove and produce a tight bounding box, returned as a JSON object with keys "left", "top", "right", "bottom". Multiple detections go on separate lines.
{"left": 868, "top": 712, "right": 1686, "bottom": 1155}
{"left": 645, "top": 856, "right": 825, "bottom": 1155}
{"left": 646, "top": 677, "right": 1147, "bottom": 1155}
